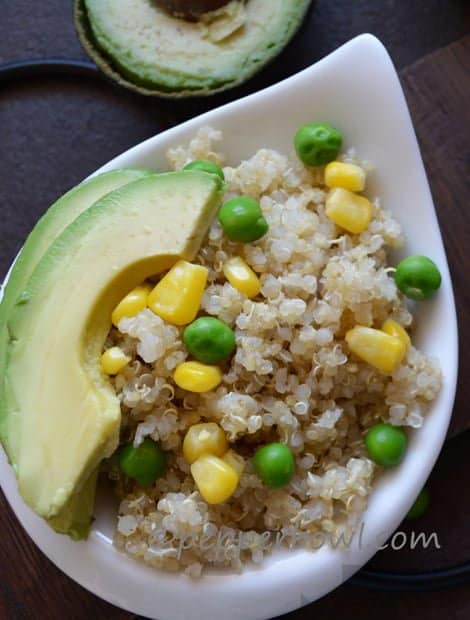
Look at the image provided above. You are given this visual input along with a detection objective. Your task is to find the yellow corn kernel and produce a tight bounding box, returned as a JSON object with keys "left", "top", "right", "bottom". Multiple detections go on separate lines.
{"left": 191, "top": 454, "right": 239, "bottom": 504}
{"left": 324, "top": 161, "right": 366, "bottom": 192}
{"left": 325, "top": 187, "right": 372, "bottom": 234}
{"left": 183, "top": 422, "right": 228, "bottom": 464}
{"left": 100, "top": 347, "right": 130, "bottom": 375}
{"left": 223, "top": 257, "right": 261, "bottom": 298}
{"left": 148, "top": 260, "right": 208, "bottom": 326}
{"left": 111, "top": 284, "right": 151, "bottom": 326}
{"left": 173, "top": 361, "right": 222, "bottom": 393}
{"left": 381, "top": 319, "right": 411, "bottom": 349}
{"left": 222, "top": 449, "right": 245, "bottom": 476}
{"left": 345, "top": 326, "right": 406, "bottom": 374}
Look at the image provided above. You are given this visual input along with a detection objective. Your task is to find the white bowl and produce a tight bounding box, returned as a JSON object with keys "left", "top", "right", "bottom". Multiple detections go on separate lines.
{"left": 0, "top": 34, "right": 458, "bottom": 620}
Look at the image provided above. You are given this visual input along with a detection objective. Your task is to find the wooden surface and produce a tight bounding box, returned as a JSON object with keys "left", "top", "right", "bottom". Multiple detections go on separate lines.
{"left": 0, "top": 2, "right": 469, "bottom": 618}
{"left": 401, "top": 37, "right": 470, "bottom": 439}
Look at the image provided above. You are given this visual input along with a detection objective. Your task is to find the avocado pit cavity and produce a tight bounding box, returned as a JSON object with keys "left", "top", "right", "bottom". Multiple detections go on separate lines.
{"left": 154, "top": 0, "right": 232, "bottom": 21}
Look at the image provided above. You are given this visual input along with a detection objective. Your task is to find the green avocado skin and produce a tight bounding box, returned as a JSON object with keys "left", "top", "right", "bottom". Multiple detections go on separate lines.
{"left": 76, "top": 0, "right": 313, "bottom": 96}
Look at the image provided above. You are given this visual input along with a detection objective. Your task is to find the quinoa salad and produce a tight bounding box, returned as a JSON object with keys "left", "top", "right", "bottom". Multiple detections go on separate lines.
{"left": 103, "top": 126, "right": 442, "bottom": 577}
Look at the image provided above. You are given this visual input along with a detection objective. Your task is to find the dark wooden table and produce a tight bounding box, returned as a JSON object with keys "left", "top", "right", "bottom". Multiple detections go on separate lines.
{"left": 1, "top": 2, "right": 469, "bottom": 619}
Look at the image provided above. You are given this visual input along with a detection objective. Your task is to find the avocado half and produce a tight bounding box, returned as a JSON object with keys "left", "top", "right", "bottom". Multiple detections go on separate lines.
{"left": 74, "top": 0, "right": 312, "bottom": 97}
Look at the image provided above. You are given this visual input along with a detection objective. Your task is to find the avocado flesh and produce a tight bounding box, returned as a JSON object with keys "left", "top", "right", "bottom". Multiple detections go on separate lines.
{"left": 47, "top": 469, "right": 98, "bottom": 540}
{"left": 0, "top": 168, "right": 153, "bottom": 461}
{"left": 4, "top": 171, "right": 222, "bottom": 522}
{"left": 78, "top": 0, "right": 312, "bottom": 95}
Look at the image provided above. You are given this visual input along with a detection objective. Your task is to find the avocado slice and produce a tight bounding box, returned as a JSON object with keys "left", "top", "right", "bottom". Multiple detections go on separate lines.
{"left": 75, "top": 0, "right": 312, "bottom": 96}
{"left": 0, "top": 169, "right": 154, "bottom": 461}
{"left": 3, "top": 171, "right": 222, "bottom": 525}
{"left": 47, "top": 469, "right": 99, "bottom": 540}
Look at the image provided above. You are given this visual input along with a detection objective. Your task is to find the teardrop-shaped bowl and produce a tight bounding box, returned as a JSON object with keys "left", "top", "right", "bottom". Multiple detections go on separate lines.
{"left": 0, "top": 34, "right": 458, "bottom": 620}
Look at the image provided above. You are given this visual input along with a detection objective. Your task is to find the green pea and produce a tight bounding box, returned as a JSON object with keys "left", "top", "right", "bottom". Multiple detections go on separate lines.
{"left": 365, "top": 423, "right": 407, "bottom": 467}
{"left": 183, "top": 159, "right": 225, "bottom": 184}
{"left": 119, "top": 438, "right": 166, "bottom": 486}
{"left": 395, "top": 255, "right": 442, "bottom": 300}
{"left": 183, "top": 316, "right": 236, "bottom": 364}
{"left": 218, "top": 197, "right": 268, "bottom": 242}
{"left": 294, "top": 123, "right": 342, "bottom": 166}
{"left": 406, "top": 487, "right": 430, "bottom": 520}
{"left": 253, "top": 442, "right": 295, "bottom": 488}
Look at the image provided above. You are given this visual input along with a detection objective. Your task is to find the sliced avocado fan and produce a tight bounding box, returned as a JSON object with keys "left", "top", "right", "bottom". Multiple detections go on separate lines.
{"left": 0, "top": 169, "right": 154, "bottom": 462}
{"left": 3, "top": 171, "right": 222, "bottom": 536}
{"left": 75, "top": 0, "right": 312, "bottom": 96}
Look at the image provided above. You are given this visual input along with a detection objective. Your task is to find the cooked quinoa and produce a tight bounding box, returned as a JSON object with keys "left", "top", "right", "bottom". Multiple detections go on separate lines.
{"left": 105, "top": 127, "right": 441, "bottom": 576}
